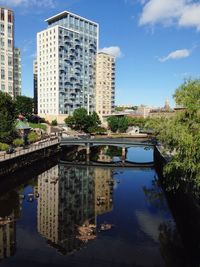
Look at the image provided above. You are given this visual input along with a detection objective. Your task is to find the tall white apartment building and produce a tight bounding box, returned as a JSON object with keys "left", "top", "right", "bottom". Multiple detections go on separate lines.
{"left": 0, "top": 7, "right": 14, "bottom": 97}
{"left": 37, "top": 11, "right": 98, "bottom": 122}
{"left": 95, "top": 52, "right": 115, "bottom": 118}
{"left": 13, "top": 48, "right": 21, "bottom": 98}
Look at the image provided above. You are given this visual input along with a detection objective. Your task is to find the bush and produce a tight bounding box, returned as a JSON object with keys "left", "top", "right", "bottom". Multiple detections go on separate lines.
{"left": 13, "top": 138, "right": 23, "bottom": 147}
{"left": 88, "top": 126, "right": 107, "bottom": 134}
{"left": 51, "top": 119, "right": 57, "bottom": 126}
{"left": 0, "top": 143, "right": 9, "bottom": 151}
{"left": 28, "top": 131, "right": 38, "bottom": 143}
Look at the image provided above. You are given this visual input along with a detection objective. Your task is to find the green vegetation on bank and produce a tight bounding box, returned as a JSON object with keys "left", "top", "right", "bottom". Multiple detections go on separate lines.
{"left": 29, "top": 123, "right": 47, "bottom": 131}
{"left": 146, "top": 79, "right": 200, "bottom": 187}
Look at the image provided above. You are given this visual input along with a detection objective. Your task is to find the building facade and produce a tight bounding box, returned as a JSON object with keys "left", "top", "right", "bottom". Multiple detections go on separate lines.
{"left": 0, "top": 7, "right": 14, "bottom": 97}
{"left": 33, "top": 59, "right": 38, "bottom": 114}
{"left": 13, "top": 48, "right": 21, "bottom": 98}
{"left": 0, "top": 7, "right": 21, "bottom": 98}
{"left": 95, "top": 52, "right": 115, "bottom": 118}
{"left": 37, "top": 11, "right": 98, "bottom": 122}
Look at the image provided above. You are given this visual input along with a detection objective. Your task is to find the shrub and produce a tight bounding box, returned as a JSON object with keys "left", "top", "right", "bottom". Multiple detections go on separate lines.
{"left": 0, "top": 143, "right": 9, "bottom": 151}
{"left": 13, "top": 138, "right": 23, "bottom": 147}
{"left": 28, "top": 131, "right": 38, "bottom": 143}
{"left": 51, "top": 119, "right": 57, "bottom": 126}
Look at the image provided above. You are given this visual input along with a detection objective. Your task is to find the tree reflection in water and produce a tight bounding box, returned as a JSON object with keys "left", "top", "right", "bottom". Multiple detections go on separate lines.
{"left": 143, "top": 172, "right": 200, "bottom": 267}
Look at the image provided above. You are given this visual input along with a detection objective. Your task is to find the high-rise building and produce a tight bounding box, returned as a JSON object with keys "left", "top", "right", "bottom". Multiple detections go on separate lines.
{"left": 95, "top": 52, "right": 115, "bottom": 118}
{"left": 0, "top": 7, "right": 21, "bottom": 98}
{"left": 13, "top": 48, "right": 21, "bottom": 98}
{"left": 37, "top": 11, "right": 98, "bottom": 122}
{"left": 0, "top": 7, "right": 14, "bottom": 97}
{"left": 33, "top": 60, "right": 38, "bottom": 114}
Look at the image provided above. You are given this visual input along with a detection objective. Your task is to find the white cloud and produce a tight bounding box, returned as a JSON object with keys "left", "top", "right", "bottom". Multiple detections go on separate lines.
{"left": 99, "top": 46, "right": 122, "bottom": 58}
{"left": 139, "top": 0, "right": 200, "bottom": 31}
{"left": 159, "top": 49, "right": 191, "bottom": 62}
{"left": 0, "top": 0, "right": 55, "bottom": 8}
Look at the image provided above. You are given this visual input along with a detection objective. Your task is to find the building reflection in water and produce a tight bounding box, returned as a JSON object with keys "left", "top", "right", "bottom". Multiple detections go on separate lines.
{"left": 0, "top": 191, "right": 20, "bottom": 261}
{"left": 37, "top": 163, "right": 114, "bottom": 255}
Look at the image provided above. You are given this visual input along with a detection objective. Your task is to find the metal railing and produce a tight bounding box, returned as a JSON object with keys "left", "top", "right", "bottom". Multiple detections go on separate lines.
{"left": 0, "top": 138, "right": 59, "bottom": 162}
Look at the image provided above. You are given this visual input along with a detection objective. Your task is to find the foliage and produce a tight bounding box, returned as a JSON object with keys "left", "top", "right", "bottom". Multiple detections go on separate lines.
{"left": 127, "top": 117, "right": 148, "bottom": 128}
{"left": 106, "top": 146, "right": 122, "bottom": 157}
{"left": 29, "top": 123, "right": 47, "bottom": 131}
{"left": 107, "top": 116, "right": 129, "bottom": 133}
{"left": 87, "top": 126, "right": 107, "bottom": 134}
{"left": 51, "top": 119, "right": 58, "bottom": 126}
{"left": 0, "top": 143, "right": 9, "bottom": 151}
{"left": 15, "top": 95, "right": 33, "bottom": 117}
{"left": 64, "top": 116, "right": 75, "bottom": 128}
{"left": 0, "top": 92, "right": 16, "bottom": 142}
{"left": 148, "top": 79, "right": 200, "bottom": 186}
{"left": 13, "top": 138, "right": 23, "bottom": 147}
{"left": 28, "top": 131, "right": 38, "bottom": 143}
{"left": 64, "top": 108, "right": 101, "bottom": 133}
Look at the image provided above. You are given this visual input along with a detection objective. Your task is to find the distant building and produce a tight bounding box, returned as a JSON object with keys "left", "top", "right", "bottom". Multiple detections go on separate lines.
{"left": 95, "top": 52, "right": 115, "bottom": 118}
{"left": 0, "top": 7, "right": 14, "bottom": 97}
{"left": 33, "top": 60, "right": 38, "bottom": 114}
{"left": 137, "top": 105, "right": 151, "bottom": 118}
{"left": 13, "top": 48, "right": 21, "bottom": 98}
{"left": 37, "top": 11, "right": 98, "bottom": 123}
{"left": 0, "top": 7, "right": 21, "bottom": 98}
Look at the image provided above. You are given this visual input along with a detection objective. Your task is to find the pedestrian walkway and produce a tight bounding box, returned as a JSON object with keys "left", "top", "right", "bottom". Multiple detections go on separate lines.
{"left": 0, "top": 138, "right": 59, "bottom": 162}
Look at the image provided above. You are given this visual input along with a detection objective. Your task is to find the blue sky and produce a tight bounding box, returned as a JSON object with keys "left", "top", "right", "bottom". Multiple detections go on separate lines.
{"left": 1, "top": 0, "right": 200, "bottom": 107}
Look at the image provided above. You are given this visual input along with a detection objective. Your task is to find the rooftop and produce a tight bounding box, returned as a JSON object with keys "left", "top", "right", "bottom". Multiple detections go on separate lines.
{"left": 45, "top": 10, "right": 98, "bottom": 26}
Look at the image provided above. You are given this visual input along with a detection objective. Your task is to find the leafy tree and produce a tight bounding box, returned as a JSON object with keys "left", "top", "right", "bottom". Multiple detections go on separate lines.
{"left": 107, "top": 116, "right": 129, "bottom": 133}
{"left": 64, "top": 108, "right": 101, "bottom": 133}
{"left": 15, "top": 95, "right": 33, "bottom": 117}
{"left": 148, "top": 79, "right": 200, "bottom": 186}
{"left": 64, "top": 116, "right": 75, "bottom": 128}
{"left": 73, "top": 108, "right": 88, "bottom": 131}
{"left": 0, "top": 92, "right": 16, "bottom": 142}
{"left": 107, "top": 116, "right": 119, "bottom": 132}
{"left": 118, "top": 117, "right": 129, "bottom": 133}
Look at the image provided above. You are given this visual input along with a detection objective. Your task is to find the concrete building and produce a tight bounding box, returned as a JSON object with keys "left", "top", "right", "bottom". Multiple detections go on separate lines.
{"left": 95, "top": 52, "right": 115, "bottom": 119}
{"left": 37, "top": 11, "right": 98, "bottom": 123}
{"left": 33, "top": 60, "right": 38, "bottom": 114}
{"left": 0, "top": 7, "right": 14, "bottom": 97}
{"left": 13, "top": 48, "right": 21, "bottom": 98}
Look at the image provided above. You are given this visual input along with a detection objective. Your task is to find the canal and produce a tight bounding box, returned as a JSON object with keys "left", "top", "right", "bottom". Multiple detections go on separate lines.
{"left": 0, "top": 146, "right": 199, "bottom": 266}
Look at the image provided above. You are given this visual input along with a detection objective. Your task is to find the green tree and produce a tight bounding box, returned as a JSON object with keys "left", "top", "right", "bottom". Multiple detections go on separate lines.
{"left": 15, "top": 95, "right": 33, "bottom": 117}
{"left": 107, "top": 116, "right": 129, "bottom": 133}
{"left": 0, "top": 92, "right": 16, "bottom": 142}
{"left": 64, "top": 108, "right": 101, "bottom": 133}
{"left": 148, "top": 79, "right": 200, "bottom": 186}
{"left": 118, "top": 117, "right": 129, "bottom": 133}
{"left": 107, "top": 116, "right": 119, "bottom": 132}
{"left": 64, "top": 116, "right": 75, "bottom": 128}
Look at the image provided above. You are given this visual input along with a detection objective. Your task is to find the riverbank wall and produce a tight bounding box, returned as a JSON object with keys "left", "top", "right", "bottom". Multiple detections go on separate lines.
{"left": 0, "top": 143, "right": 59, "bottom": 177}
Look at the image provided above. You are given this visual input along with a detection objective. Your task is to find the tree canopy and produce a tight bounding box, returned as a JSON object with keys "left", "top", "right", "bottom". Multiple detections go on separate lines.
{"left": 64, "top": 108, "right": 101, "bottom": 133}
{"left": 146, "top": 79, "right": 200, "bottom": 187}
{"left": 15, "top": 95, "right": 33, "bottom": 117}
{"left": 107, "top": 116, "right": 129, "bottom": 133}
{"left": 0, "top": 92, "right": 16, "bottom": 142}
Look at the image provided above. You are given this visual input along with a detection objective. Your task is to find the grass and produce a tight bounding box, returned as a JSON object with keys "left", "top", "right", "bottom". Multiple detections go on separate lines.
{"left": 29, "top": 123, "right": 47, "bottom": 131}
